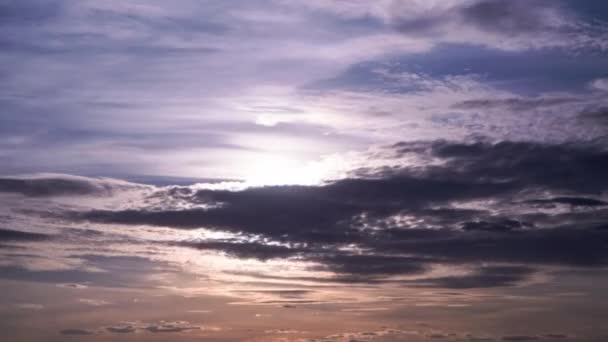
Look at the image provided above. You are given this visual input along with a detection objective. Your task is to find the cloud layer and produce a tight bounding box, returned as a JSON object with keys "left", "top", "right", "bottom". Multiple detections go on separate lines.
{"left": 25, "top": 139, "right": 603, "bottom": 288}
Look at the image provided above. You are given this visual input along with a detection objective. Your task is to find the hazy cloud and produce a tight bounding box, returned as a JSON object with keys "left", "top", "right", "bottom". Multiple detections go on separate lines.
{"left": 0, "top": 174, "right": 146, "bottom": 197}
{"left": 407, "top": 266, "right": 536, "bottom": 289}
{"left": 59, "top": 329, "right": 95, "bottom": 336}
{"left": 501, "top": 336, "right": 540, "bottom": 341}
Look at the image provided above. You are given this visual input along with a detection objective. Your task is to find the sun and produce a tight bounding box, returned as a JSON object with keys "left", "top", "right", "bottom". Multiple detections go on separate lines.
{"left": 243, "top": 155, "right": 328, "bottom": 186}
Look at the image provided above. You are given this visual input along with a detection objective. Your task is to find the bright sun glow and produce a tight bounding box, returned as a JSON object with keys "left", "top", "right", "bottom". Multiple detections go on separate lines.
{"left": 244, "top": 155, "right": 336, "bottom": 186}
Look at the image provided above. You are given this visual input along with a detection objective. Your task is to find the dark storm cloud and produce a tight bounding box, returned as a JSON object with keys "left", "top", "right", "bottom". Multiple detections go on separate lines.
{"left": 424, "top": 140, "right": 608, "bottom": 194}
{"left": 71, "top": 171, "right": 514, "bottom": 254}
{"left": 75, "top": 185, "right": 366, "bottom": 243}
{"left": 0, "top": 228, "right": 50, "bottom": 242}
{"left": 359, "top": 139, "right": 608, "bottom": 203}
{"left": 74, "top": 164, "right": 524, "bottom": 240}
{"left": 376, "top": 227, "right": 608, "bottom": 267}
{"left": 62, "top": 140, "right": 608, "bottom": 284}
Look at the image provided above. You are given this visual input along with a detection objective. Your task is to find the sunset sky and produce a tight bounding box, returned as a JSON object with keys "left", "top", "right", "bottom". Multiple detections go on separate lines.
{"left": 1, "top": 1, "right": 608, "bottom": 341}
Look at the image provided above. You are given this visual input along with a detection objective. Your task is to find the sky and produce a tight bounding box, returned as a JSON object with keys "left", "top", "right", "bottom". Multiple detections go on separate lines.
{"left": 1, "top": 0, "right": 608, "bottom": 341}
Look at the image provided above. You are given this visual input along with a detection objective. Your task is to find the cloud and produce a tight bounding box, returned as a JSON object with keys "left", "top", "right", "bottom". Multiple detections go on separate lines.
{"left": 14, "top": 303, "right": 44, "bottom": 310}
{"left": 311, "top": 254, "right": 429, "bottom": 280}
{"left": 0, "top": 255, "right": 179, "bottom": 288}
{"left": 175, "top": 240, "right": 301, "bottom": 260}
{"left": 543, "top": 334, "right": 568, "bottom": 339}
{"left": 377, "top": 226, "right": 608, "bottom": 267}
{"left": 74, "top": 140, "right": 608, "bottom": 225}
{"left": 0, "top": 228, "right": 50, "bottom": 242}
{"left": 106, "top": 325, "right": 136, "bottom": 334}
{"left": 467, "top": 336, "right": 495, "bottom": 341}
{"left": 264, "top": 329, "right": 307, "bottom": 334}
{"left": 308, "top": 0, "right": 608, "bottom": 51}
{"left": 145, "top": 321, "right": 200, "bottom": 333}
{"left": 452, "top": 97, "right": 583, "bottom": 111}
{"left": 579, "top": 106, "right": 608, "bottom": 126}
{"left": 459, "top": 0, "right": 558, "bottom": 35}
{"left": 0, "top": 174, "right": 146, "bottom": 197}
{"left": 0, "top": 2, "right": 606, "bottom": 338}
{"left": 420, "top": 140, "right": 608, "bottom": 194}
{"left": 1, "top": 0, "right": 606, "bottom": 181}
{"left": 389, "top": 0, "right": 571, "bottom": 49}
{"left": 460, "top": 219, "right": 528, "bottom": 233}
{"left": 501, "top": 336, "right": 540, "bottom": 341}
{"left": 407, "top": 266, "right": 536, "bottom": 289}
{"left": 428, "top": 333, "right": 448, "bottom": 339}
{"left": 590, "top": 78, "right": 608, "bottom": 91}
{"left": 319, "top": 327, "right": 420, "bottom": 341}
{"left": 525, "top": 197, "right": 608, "bottom": 207}
{"left": 59, "top": 329, "right": 95, "bottom": 335}
{"left": 57, "top": 139, "right": 608, "bottom": 286}
{"left": 79, "top": 298, "right": 110, "bottom": 306}
{"left": 233, "top": 290, "right": 313, "bottom": 299}
{"left": 56, "top": 283, "right": 88, "bottom": 289}
{"left": 62, "top": 321, "right": 205, "bottom": 336}
{"left": 71, "top": 163, "right": 524, "bottom": 241}
{"left": 340, "top": 307, "right": 389, "bottom": 312}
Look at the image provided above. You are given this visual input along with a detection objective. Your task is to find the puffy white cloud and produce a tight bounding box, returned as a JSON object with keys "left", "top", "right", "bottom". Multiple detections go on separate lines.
{"left": 590, "top": 78, "right": 608, "bottom": 91}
